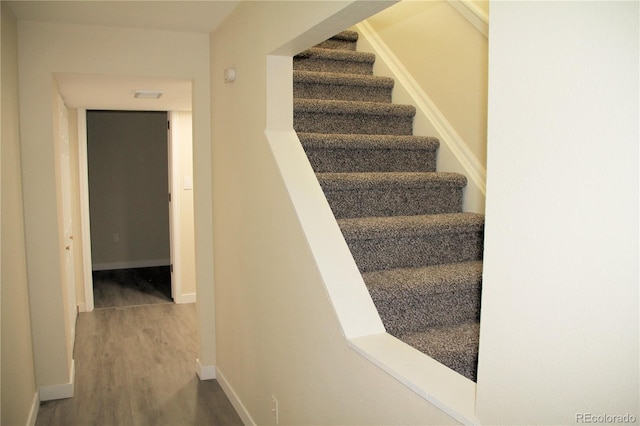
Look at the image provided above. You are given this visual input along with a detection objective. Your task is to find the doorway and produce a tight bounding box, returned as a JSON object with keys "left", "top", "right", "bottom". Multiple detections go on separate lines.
{"left": 86, "top": 110, "right": 172, "bottom": 308}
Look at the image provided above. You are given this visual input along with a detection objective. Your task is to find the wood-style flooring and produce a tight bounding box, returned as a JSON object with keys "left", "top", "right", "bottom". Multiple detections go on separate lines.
{"left": 36, "top": 276, "right": 242, "bottom": 425}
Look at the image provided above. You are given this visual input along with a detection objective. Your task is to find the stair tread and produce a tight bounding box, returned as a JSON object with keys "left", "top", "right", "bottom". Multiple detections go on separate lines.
{"left": 363, "top": 261, "right": 483, "bottom": 295}
{"left": 295, "top": 99, "right": 415, "bottom": 117}
{"left": 317, "top": 172, "right": 467, "bottom": 190}
{"left": 295, "top": 47, "right": 375, "bottom": 63}
{"left": 298, "top": 32, "right": 483, "bottom": 382}
{"left": 396, "top": 321, "right": 479, "bottom": 380}
{"left": 330, "top": 30, "right": 359, "bottom": 41}
{"left": 298, "top": 133, "right": 439, "bottom": 151}
{"left": 294, "top": 70, "right": 394, "bottom": 88}
{"left": 338, "top": 212, "right": 485, "bottom": 240}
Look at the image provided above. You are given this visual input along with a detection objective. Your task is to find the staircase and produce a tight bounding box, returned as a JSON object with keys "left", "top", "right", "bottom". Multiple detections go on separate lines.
{"left": 293, "top": 31, "right": 484, "bottom": 381}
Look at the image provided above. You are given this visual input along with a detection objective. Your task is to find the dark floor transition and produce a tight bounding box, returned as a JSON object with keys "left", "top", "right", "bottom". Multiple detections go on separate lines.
{"left": 93, "top": 266, "right": 172, "bottom": 309}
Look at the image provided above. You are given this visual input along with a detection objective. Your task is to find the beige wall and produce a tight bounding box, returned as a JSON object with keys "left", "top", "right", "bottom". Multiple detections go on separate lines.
{"left": 366, "top": 0, "right": 488, "bottom": 167}
{"left": 473, "top": 0, "right": 489, "bottom": 16}
{"left": 17, "top": 19, "right": 214, "bottom": 389}
{"left": 87, "top": 110, "right": 170, "bottom": 269}
{"left": 210, "top": 1, "right": 459, "bottom": 424}
{"left": 477, "top": 2, "right": 638, "bottom": 423}
{"left": 1, "top": 2, "right": 38, "bottom": 424}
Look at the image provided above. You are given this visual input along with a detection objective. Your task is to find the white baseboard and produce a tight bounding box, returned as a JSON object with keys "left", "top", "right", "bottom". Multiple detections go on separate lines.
{"left": 356, "top": 21, "right": 486, "bottom": 214}
{"left": 175, "top": 292, "right": 196, "bottom": 304}
{"left": 27, "top": 391, "right": 40, "bottom": 426}
{"left": 447, "top": 0, "right": 489, "bottom": 38}
{"left": 39, "top": 359, "right": 75, "bottom": 401}
{"left": 216, "top": 366, "right": 256, "bottom": 426}
{"left": 92, "top": 259, "right": 170, "bottom": 271}
{"left": 196, "top": 358, "right": 217, "bottom": 380}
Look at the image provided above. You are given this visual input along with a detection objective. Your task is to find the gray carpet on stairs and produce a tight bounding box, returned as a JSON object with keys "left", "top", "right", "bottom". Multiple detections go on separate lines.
{"left": 299, "top": 133, "right": 439, "bottom": 173}
{"left": 293, "top": 30, "right": 483, "bottom": 381}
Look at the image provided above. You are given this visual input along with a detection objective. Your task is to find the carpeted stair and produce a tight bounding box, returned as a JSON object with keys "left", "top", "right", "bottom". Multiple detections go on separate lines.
{"left": 293, "top": 31, "right": 484, "bottom": 381}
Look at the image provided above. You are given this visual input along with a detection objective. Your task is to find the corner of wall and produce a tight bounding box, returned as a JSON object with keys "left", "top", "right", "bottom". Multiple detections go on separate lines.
{"left": 38, "top": 359, "right": 75, "bottom": 402}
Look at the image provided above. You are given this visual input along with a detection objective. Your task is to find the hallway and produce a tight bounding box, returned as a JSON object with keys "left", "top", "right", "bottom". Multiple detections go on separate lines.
{"left": 35, "top": 303, "right": 242, "bottom": 425}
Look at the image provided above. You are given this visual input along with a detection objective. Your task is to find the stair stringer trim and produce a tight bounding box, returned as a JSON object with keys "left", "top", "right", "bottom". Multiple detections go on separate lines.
{"left": 265, "top": 128, "right": 386, "bottom": 339}
{"left": 266, "top": 55, "right": 385, "bottom": 339}
{"left": 264, "top": 127, "right": 479, "bottom": 426}
{"left": 355, "top": 21, "right": 486, "bottom": 214}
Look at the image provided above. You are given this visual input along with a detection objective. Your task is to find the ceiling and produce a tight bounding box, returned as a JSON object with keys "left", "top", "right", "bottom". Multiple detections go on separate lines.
{"left": 6, "top": 1, "right": 240, "bottom": 34}
{"left": 7, "top": 1, "right": 241, "bottom": 111}
{"left": 55, "top": 73, "right": 193, "bottom": 111}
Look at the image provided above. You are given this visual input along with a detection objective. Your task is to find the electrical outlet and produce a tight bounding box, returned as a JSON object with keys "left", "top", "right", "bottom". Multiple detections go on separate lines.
{"left": 271, "top": 395, "right": 279, "bottom": 425}
{"left": 112, "top": 233, "right": 119, "bottom": 243}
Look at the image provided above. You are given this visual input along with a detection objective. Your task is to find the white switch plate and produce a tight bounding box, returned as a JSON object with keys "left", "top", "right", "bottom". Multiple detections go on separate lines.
{"left": 183, "top": 176, "right": 193, "bottom": 190}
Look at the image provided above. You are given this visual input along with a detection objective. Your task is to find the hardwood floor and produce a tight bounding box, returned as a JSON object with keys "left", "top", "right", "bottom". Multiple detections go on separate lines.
{"left": 36, "top": 303, "right": 242, "bottom": 426}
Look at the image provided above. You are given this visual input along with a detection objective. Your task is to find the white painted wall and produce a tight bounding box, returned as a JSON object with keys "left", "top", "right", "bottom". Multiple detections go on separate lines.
{"left": 477, "top": 2, "right": 639, "bottom": 423}
{"left": 1, "top": 2, "right": 39, "bottom": 423}
{"left": 16, "top": 20, "right": 214, "bottom": 390}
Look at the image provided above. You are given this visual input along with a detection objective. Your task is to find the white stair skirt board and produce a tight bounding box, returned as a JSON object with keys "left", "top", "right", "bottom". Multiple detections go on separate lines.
{"left": 27, "top": 391, "right": 40, "bottom": 426}
{"left": 39, "top": 359, "right": 75, "bottom": 401}
{"left": 92, "top": 259, "right": 171, "bottom": 271}
{"left": 216, "top": 366, "right": 257, "bottom": 426}
{"left": 355, "top": 21, "right": 486, "bottom": 214}
{"left": 196, "top": 358, "right": 217, "bottom": 380}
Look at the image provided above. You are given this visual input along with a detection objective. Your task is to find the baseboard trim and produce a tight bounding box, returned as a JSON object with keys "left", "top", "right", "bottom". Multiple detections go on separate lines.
{"left": 216, "top": 366, "right": 256, "bottom": 426}
{"left": 356, "top": 21, "right": 486, "bottom": 213}
{"left": 39, "top": 359, "right": 75, "bottom": 401}
{"left": 27, "top": 391, "right": 40, "bottom": 426}
{"left": 196, "top": 359, "right": 217, "bottom": 380}
{"left": 92, "top": 259, "right": 170, "bottom": 271}
{"left": 447, "top": 0, "right": 489, "bottom": 38}
{"left": 175, "top": 292, "right": 196, "bottom": 304}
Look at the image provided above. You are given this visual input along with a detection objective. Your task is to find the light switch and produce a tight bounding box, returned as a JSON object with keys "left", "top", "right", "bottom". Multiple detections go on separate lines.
{"left": 183, "top": 176, "right": 193, "bottom": 190}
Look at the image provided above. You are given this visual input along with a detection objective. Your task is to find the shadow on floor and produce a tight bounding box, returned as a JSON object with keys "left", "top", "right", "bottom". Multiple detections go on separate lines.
{"left": 93, "top": 266, "right": 172, "bottom": 309}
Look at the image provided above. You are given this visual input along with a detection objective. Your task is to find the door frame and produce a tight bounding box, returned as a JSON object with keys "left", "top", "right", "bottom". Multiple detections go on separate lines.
{"left": 77, "top": 109, "right": 185, "bottom": 311}
{"left": 77, "top": 109, "right": 94, "bottom": 312}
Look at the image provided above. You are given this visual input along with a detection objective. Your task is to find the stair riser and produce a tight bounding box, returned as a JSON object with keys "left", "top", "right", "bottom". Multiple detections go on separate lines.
{"left": 305, "top": 148, "right": 437, "bottom": 173}
{"left": 295, "top": 112, "right": 413, "bottom": 135}
{"left": 371, "top": 288, "right": 481, "bottom": 334}
{"left": 398, "top": 326, "right": 479, "bottom": 381}
{"left": 346, "top": 231, "right": 484, "bottom": 272}
{"left": 294, "top": 82, "right": 392, "bottom": 103}
{"left": 293, "top": 58, "right": 373, "bottom": 75}
{"left": 324, "top": 187, "right": 463, "bottom": 218}
{"left": 315, "top": 39, "right": 357, "bottom": 51}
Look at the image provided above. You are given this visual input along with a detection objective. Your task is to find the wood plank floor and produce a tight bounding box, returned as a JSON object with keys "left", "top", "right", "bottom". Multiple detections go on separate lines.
{"left": 36, "top": 303, "right": 243, "bottom": 425}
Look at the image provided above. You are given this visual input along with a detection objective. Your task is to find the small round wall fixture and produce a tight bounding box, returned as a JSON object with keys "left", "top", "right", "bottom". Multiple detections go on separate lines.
{"left": 224, "top": 67, "right": 237, "bottom": 83}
